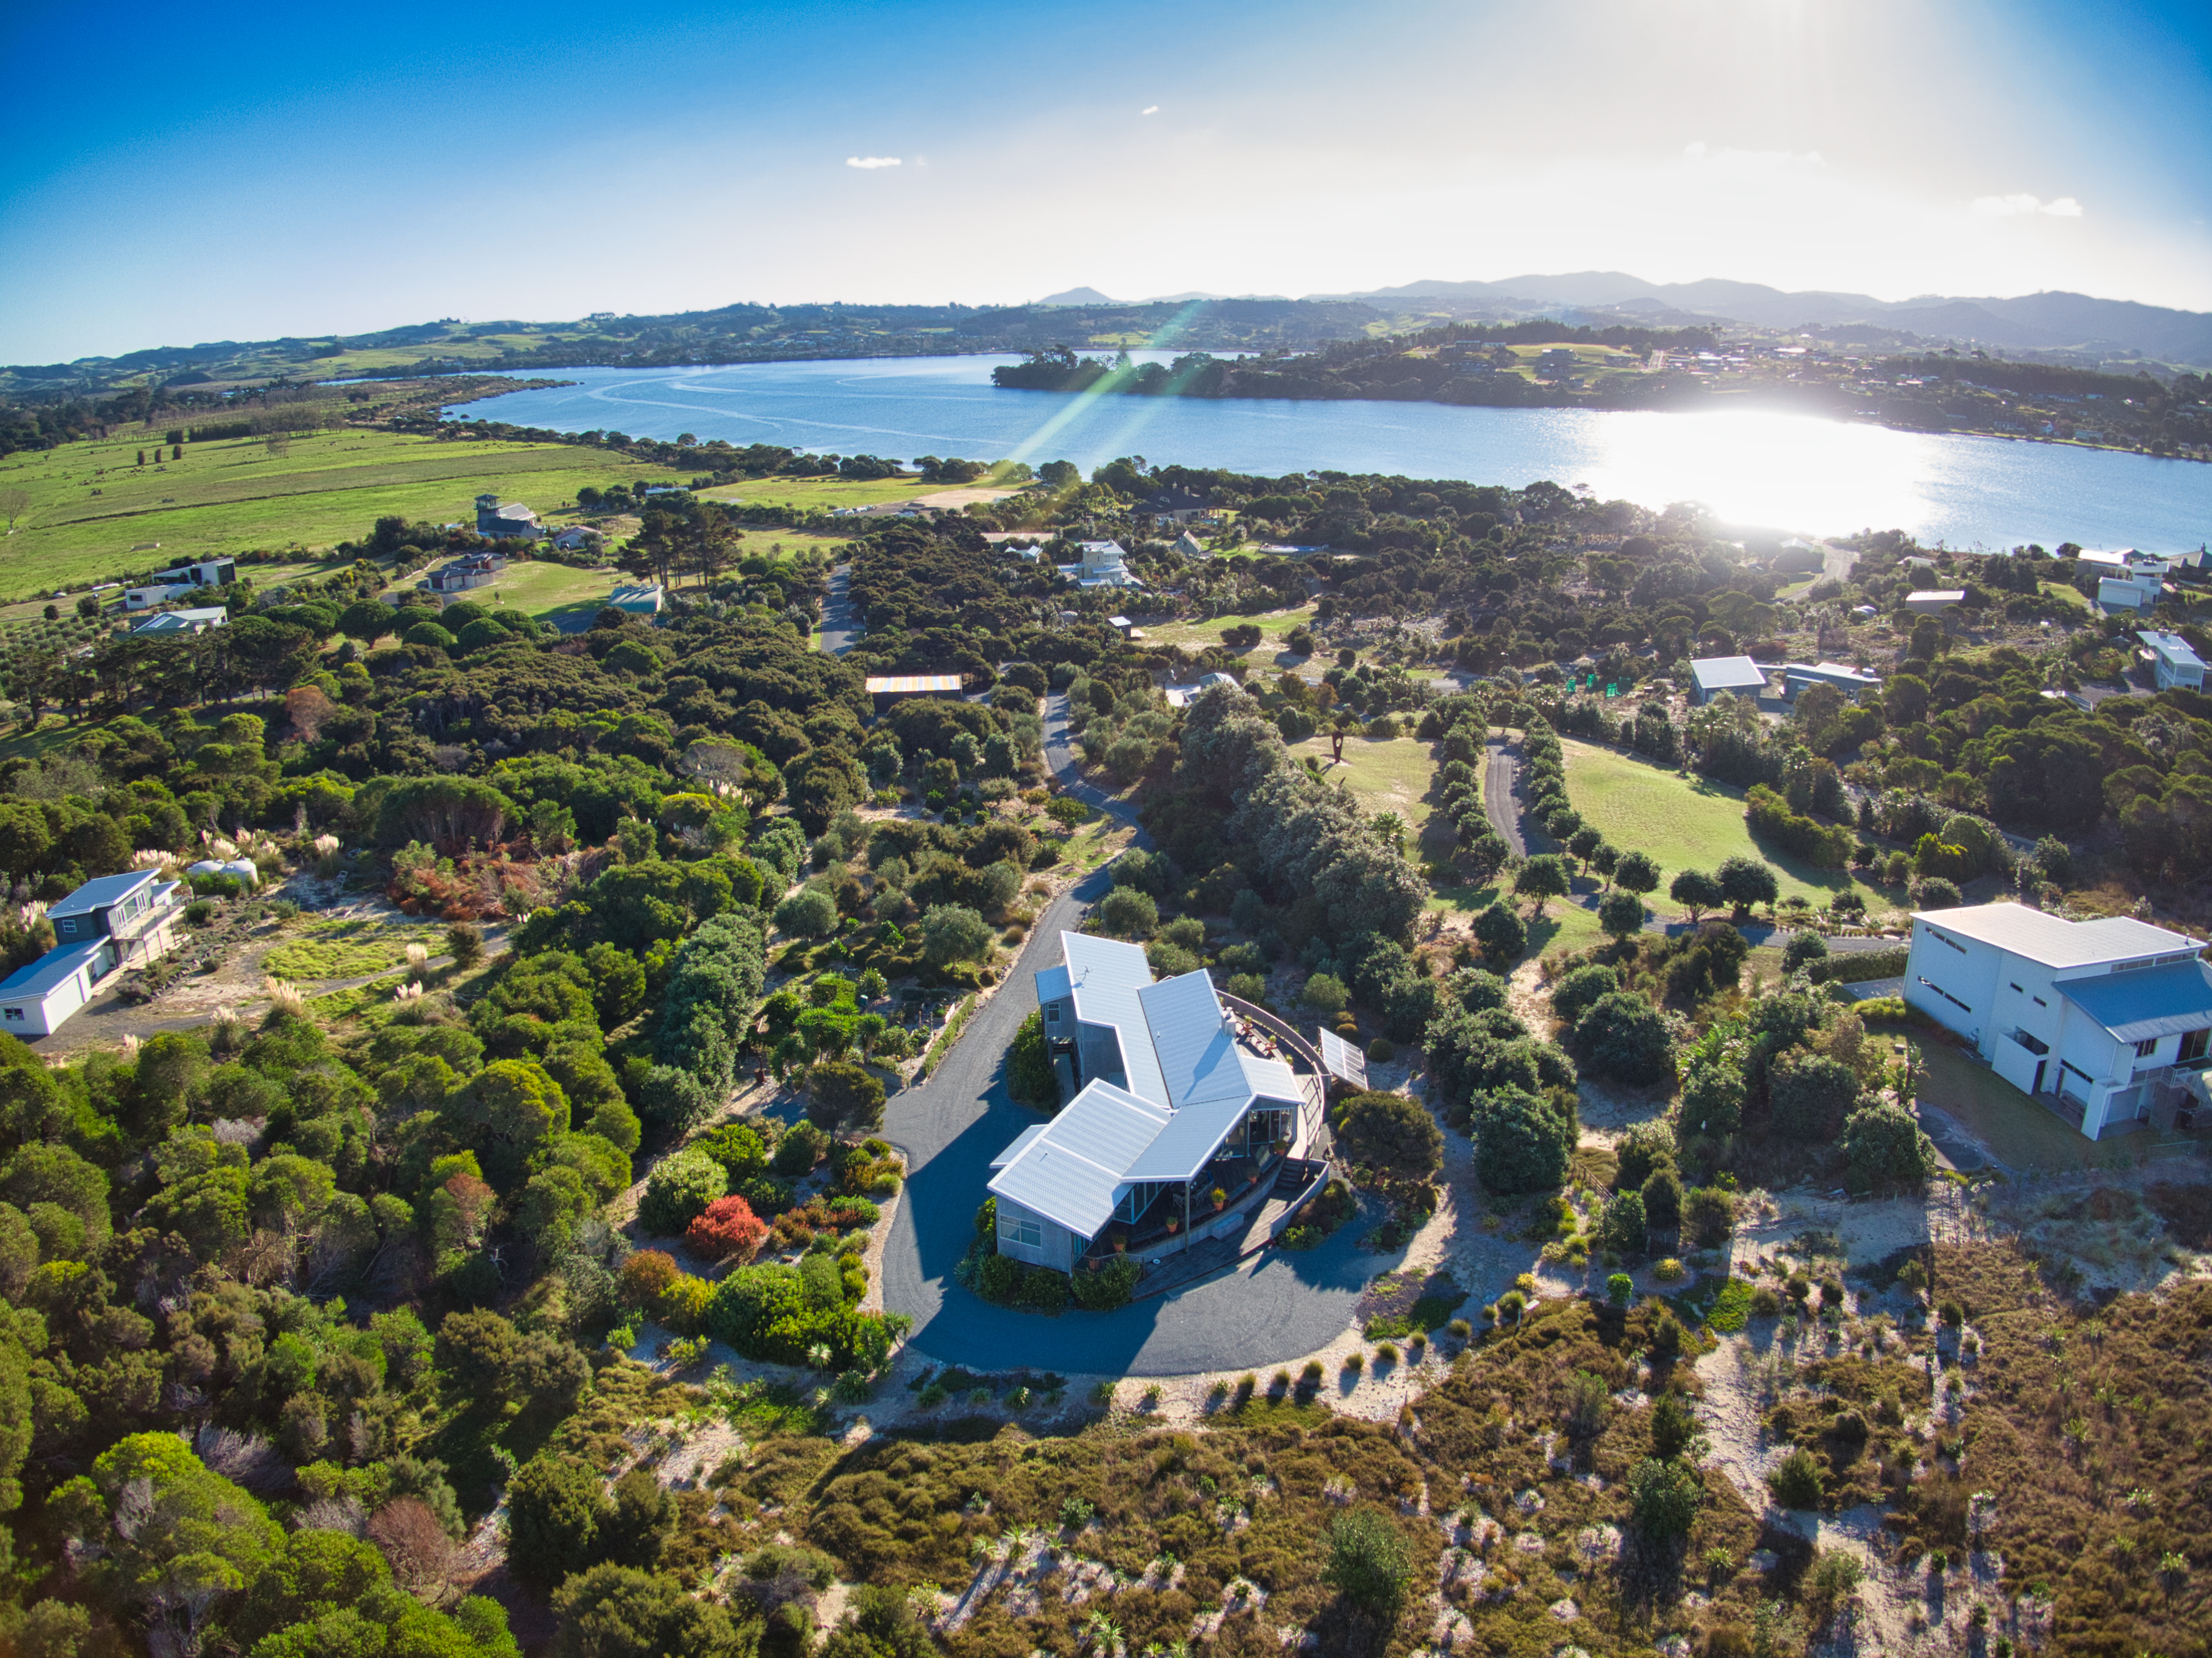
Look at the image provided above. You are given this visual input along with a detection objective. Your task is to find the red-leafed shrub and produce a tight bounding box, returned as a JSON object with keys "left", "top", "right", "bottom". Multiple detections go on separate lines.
{"left": 686, "top": 1195, "right": 769, "bottom": 1262}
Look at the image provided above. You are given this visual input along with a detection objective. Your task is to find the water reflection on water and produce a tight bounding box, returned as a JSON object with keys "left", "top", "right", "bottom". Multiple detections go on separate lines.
{"left": 449, "top": 358, "right": 2211, "bottom": 549}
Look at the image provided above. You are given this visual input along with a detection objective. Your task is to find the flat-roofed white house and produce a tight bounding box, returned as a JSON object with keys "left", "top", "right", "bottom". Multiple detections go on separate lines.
{"left": 2137, "top": 630, "right": 2205, "bottom": 692}
{"left": 129, "top": 607, "right": 229, "bottom": 637}
{"left": 1903, "top": 902, "right": 2212, "bottom": 1139}
{"left": 988, "top": 933, "right": 1327, "bottom": 1275}
{"left": 2080, "top": 549, "right": 2174, "bottom": 613}
{"left": 1688, "top": 656, "right": 1769, "bottom": 705}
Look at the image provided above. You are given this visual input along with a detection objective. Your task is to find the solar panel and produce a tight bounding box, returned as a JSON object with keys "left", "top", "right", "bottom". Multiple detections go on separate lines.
{"left": 1317, "top": 1028, "right": 1366, "bottom": 1089}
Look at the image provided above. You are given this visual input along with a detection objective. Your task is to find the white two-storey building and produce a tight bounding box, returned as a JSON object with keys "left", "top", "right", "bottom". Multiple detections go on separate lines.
{"left": 1903, "top": 902, "right": 2212, "bottom": 1138}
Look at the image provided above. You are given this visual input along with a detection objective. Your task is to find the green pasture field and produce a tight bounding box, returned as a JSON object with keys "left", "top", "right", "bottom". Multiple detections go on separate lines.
{"left": 1561, "top": 738, "right": 1880, "bottom": 916}
{"left": 0, "top": 429, "right": 691, "bottom": 600}
{"left": 1146, "top": 605, "right": 1315, "bottom": 656}
{"left": 696, "top": 476, "right": 948, "bottom": 513}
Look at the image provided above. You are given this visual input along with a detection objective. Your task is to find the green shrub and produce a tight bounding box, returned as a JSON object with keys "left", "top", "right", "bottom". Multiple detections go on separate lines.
{"left": 1569, "top": 991, "right": 1676, "bottom": 1087}
{"left": 1095, "top": 887, "right": 1158, "bottom": 939}
{"left": 1471, "top": 1086, "right": 1573, "bottom": 1195}
{"left": 1006, "top": 1010, "right": 1057, "bottom": 1105}
{"left": 1629, "top": 1456, "right": 1702, "bottom": 1539}
{"left": 771, "top": 1119, "right": 828, "bottom": 1176}
{"left": 774, "top": 888, "right": 839, "bottom": 938}
{"left": 1070, "top": 1256, "right": 1139, "bottom": 1311}
{"left": 1550, "top": 963, "right": 1620, "bottom": 1025}
{"left": 1771, "top": 1051, "right": 1862, "bottom": 1138}
{"left": 1769, "top": 1447, "right": 1824, "bottom": 1509}
{"left": 1301, "top": 973, "right": 1349, "bottom": 1015}
{"left": 638, "top": 1149, "right": 726, "bottom": 1237}
{"left": 1322, "top": 1508, "right": 1410, "bottom": 1613}
{"left": 1839, "top": 1101, "right": 1939, "bottom": 1190}
{"left": 920, "top": 904, "right": 994, "bottom": 964}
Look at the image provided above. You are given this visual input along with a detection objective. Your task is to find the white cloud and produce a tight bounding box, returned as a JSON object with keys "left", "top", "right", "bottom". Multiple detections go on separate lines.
{"left": 845, "top": 155, "right": 901, "bottom": 169}
{"left": 1683, "top": 140, "right": 1823, "bottom": 170}
{"left": 1970, "top": 192, "right": 2083, "bottom": 217}
{"left": 1142, "top": 105, "right": 1159, "bottom": 115}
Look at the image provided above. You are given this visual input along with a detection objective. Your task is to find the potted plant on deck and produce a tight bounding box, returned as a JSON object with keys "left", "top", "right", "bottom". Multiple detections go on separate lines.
{"left": 1210, "top": 1186, "right": 1228, "bottom": 1212}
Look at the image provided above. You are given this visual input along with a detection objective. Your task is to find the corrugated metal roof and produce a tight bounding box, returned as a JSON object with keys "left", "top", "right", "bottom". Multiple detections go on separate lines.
{"left": 1000, "top": 933, "right": 1320, "bottom": 1232}
{"left": 1917, "top": 905, "right": 2201, "bottom": 970}
{"left": 864, "top": 674, "right": 964, "bottom": 694}
{"left": 2058, "top": 961, "right": 2212, "bottom": 1043}
{"left": 1126, "top": 1094, "right": 1250, "bottom": 1182}
{"left": 1138, "top": 971, "right": 1245, "bottom": 1106}
{"left": 48, "top": 871, "right": 156, "bottom": 921}
{"left": 0, "top": 940, "right": 105, "bottom": 999}
{"left": 989, "top": 1124, "right": 1048, "bottom": 1169}
{"left": 987, "top": 1080, "right": 1170, "bottom": 1236}
{"left": 2139, "top": 631, "right": 2206, "bottom": 669}
{"left": 1690, "top": 656, "right": 1766, "bottom": 691}
{"left": 1061, "top": 933, "right": 1166, "bottom": 1106}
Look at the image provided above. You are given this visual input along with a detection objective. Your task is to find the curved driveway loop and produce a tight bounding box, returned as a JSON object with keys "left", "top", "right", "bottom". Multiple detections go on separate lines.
{"left": 876, "top": 699, "right": 1389, "bottom": 1374}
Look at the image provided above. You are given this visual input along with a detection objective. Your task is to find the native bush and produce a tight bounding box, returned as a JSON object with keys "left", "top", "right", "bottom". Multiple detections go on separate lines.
{"left": 638, "top": 1149, "right": 726, "bottom": 1237}
{"left": 1471, "top": 1086, "right": 1573, "bottom": 1195}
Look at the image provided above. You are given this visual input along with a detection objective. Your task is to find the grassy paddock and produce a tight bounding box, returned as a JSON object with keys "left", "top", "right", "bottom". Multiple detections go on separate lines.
{"left": 1561, "top": 738, "right": 1880, "bottom": 916}
{"left": 0, "top": 429, "right": 692, "bottom": 598}
{"left": 695, "top": 475, "right": 947, "bottom": 512}
{"left": 1146, "top": 604, "right": 1315, "bottom": 656}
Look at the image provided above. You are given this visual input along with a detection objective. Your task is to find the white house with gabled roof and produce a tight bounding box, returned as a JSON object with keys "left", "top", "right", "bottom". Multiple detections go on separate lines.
{"left": 1903, "top": 902, "right": 2212, "bottom": 1138}
{"left": 988, "top": 933, "right": 1323, "bottom": 1272}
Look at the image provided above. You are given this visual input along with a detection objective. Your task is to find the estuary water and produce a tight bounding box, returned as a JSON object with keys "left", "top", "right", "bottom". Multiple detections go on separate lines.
{"left": 447, "top": 356, "right": 2212, "bottom": 551}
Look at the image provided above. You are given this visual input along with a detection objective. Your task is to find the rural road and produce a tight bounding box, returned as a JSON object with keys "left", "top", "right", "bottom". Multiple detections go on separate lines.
{"left": 1482, "top": 738, "right": 1527, "bottom": 856}
{"left": 874, "top": 691, "right": 1377, "bottom": 1374}
{"left": 817, "top": 564, "right": 858, "bottom": 656}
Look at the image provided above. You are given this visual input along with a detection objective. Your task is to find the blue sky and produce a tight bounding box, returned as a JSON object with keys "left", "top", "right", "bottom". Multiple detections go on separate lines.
{"left": 2, "top": 0, "right": 2207, "bottom": 362}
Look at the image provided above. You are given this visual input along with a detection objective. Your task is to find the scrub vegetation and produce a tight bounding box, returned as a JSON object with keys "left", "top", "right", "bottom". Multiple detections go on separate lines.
{"left": 0, "top": 437, "right": 2206, "bottom": 1658}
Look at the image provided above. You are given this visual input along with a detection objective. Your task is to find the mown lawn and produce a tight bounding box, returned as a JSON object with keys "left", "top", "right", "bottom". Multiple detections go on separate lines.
{"left": 0, "top": 429, "right": 692, "bottom": 598}
{"left": 1286, "top": 732, "right": 1436, "bottom": 828}
{"left": 1281, "top": 733, "right": 1600, "bottom": 944}
{"left": 1561, "top": 738, "right": 1881, "bottom": 917}
{"left": 1147, "top": 604, "right": 1315, "bottom": 657}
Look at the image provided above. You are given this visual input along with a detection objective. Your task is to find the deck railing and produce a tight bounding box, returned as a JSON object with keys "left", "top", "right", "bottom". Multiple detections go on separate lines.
{"left": 1215, "top": 990, "right": 1330, "bottom": 1153}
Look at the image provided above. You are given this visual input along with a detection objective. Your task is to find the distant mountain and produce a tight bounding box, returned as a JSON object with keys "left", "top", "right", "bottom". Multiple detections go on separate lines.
{"left": 1321, "top": 273, "right": 2212, "bottom": 364}
{"left": 1035, "top": 286, "right": 1119, "bottom": 306}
